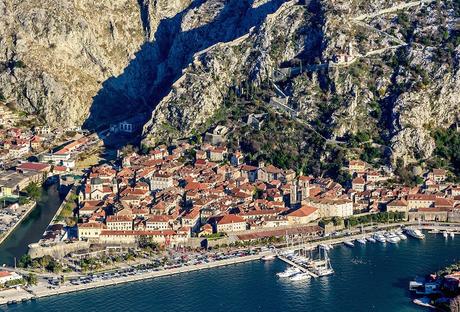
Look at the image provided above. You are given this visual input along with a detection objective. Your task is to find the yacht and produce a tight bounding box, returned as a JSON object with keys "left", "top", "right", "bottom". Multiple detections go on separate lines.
{"left": 316, "top": 267, "right": 335, "bottom": 276}
{"left": 387, "top": 235, "right": 400, "bottom": 244}
{"left": 277, "top": 267, "right": 301, "bottom": 278}
{"left": 343, "top": 241, "right": 355, "bottom": 248}
{"left": 405, "top": 228, "right": 425, "bottom": 239}
{"left": 356, "top": 238, "right": 367, "bottom": 244}
{"left": 311, "top": 246, "right": 335, "bottom": 276}
{"left": 366, "top": 236, "right": 376, "bottom": 243}
{"left": 293, "top": 255, "right": 310, "bottom": 264}
{"left": 374, "top": 234, "right": 386, "bottom": 243}
{"left": 261, "top": 254, "right": 276, "bottom": 261}
{"left": 289, "top": 272, "right": 311, "bottom": 281}
{"left": 282, "top": 250, "right": 295, "bottom": 257}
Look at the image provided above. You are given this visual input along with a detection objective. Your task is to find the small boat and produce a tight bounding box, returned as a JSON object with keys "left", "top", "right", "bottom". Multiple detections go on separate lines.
{"left": 293, "top": 256, "right": 310, "bottom": 264}
{"left": 282, "top": 250, "right": 295, "bottom": 257}
{"left": 316, "top": 267, "right": 335, "bottom": 276}
{"left": 442, "top": 231, "right": 448, "bottom": 238}
{"left": 277, "top": 267, "right": 301, "bottom": 278}
{"left": 366, "top": 236, "right": 376, "bottom": 243}
{"left": 343, "top": 241, "right": 354, "bottom": 248}
{"left": 374, "top": 234, "right": 386, "bottom": 243}
{"left": 450, "top": 232, "right": 455, "bottom": 238}
{"left": 387, "top": 236, "right": 400, "bottom": 244}
{"left": 413, "top": 297, "right": 434, "bottom": 308}
{"left": 261, "top": 254, "right": 276, "bottom": 261}
{"left": 405, "top": 229, "right": 425, "bottom": 239}
{"left": 289, "top": 272, "right": 311, "bottom": 281}
{"left": 356, "top": 238, "right": 366, "bottom": 244}
{"left": 398, "top": 233, "right": 407, "bottom": 240}
{"left": 429, "top": 229, "right": 440, "bottom": 234}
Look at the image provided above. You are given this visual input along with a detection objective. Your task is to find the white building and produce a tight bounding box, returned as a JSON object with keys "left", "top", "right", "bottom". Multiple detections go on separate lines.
{"left": 0, "top": 271, "right": 22, "bottom": 285}
{"left": 305, "top": 198, "right": 353, "bottom": 218}
{"left": 150, "top": 174, "right": 173, "bottom": 191}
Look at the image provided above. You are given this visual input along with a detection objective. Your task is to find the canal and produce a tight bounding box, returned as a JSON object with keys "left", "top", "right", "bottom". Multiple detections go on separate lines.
{"left": 0, "top": 184, "right": 64, "bottom": 266}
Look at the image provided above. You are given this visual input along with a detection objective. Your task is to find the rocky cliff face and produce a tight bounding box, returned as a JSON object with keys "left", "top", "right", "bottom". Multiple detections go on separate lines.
{"left": 142, "top": 0, "right": 308, "bottom": 144}
{"left": 142, "top": 0, "right": 460, "bottom": 166}
{"left": 0, "top": 0, "right": 458, "bottom": 166}
{"left": 0, "top": 0, "right": 191, "bottom": 127}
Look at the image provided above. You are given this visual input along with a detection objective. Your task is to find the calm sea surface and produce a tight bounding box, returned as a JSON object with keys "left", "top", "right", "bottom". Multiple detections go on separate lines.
{"left": 2, "top": 233, "right": 459, "bottom": 312}
{"left": 0, "top": 184, "right": 63, "bottom": 266}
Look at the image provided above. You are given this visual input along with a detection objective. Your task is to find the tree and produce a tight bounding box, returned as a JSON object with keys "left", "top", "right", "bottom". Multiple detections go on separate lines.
{"left": 332, "top": 216, "right": 343, "bottom": 227}
{"left": 120, "top": 144, "right": 138, "bottom": 156}
{"left": 25, "top": 182, "right": 41, "bottom": 201}
{"left": 18, "top": 196, "right": 29, "bottom": 205}
{"left": 18, "top": 254, "right": 32, "bottom": 268}
{"left": 26, "top": 273, "right": 37, "bottom": 286}
{"left": 137, "top": 236, "right": 159, "bottom": 251}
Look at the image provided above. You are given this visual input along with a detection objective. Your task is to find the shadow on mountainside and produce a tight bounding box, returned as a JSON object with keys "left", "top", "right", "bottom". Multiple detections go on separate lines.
{"left": 82, "top": 0, "right": 287, "bottom": 147}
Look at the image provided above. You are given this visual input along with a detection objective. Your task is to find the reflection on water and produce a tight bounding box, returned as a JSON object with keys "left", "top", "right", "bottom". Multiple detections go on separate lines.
{"left": 3, "top": 234, "right": 460, "bottom": 312}
{"left": 0, "top": 184, "right": 63, "bottom": 265}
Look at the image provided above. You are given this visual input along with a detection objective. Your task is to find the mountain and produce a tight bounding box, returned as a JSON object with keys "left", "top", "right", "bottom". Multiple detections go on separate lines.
{"left": 0, "top": 0, "right": 459, "bottom": 172}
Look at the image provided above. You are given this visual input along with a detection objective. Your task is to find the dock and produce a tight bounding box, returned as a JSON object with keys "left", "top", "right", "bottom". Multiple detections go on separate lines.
{"left": 277, "top": 255, "right": 318, "bottom": 278}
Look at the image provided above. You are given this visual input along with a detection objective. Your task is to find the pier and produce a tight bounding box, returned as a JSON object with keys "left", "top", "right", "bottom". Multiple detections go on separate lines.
{"left": 277, "top": 255, "right": 318, "bottom": 278}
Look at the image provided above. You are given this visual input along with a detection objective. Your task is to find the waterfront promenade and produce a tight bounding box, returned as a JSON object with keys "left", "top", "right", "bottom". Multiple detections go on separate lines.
{"left": 2, "top": 221, "right": 460, "bottom": 305}
{"left": 0, "top": 251, "right": 270, "bottom": 305}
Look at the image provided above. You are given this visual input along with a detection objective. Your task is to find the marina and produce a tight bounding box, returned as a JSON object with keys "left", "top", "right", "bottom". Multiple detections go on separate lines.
{"left": 3, "top": 232, "right": 459, "bottom": 312}
{"left": 273, "top": 227, "right": 430, "bottom": 282}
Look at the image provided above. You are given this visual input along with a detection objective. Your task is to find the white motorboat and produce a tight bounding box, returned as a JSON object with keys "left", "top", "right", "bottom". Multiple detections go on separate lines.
{"left": 343, "top": 241, "right": 355, "bottom": 248}
{"left": 293, "top": 256, "right": 310, "bottom": 264}
{"left": 387, "top": 235, "right": 400, "bottom": 244}
{"left": 356, "top": 238, "right": 367, "bottom": 244}
{"left": 374, "top": 234, "right": 386, "bottom": 243}
{"left": 316, "top": 267, "right": 334, "bottom": 276}
{"left": 450, "top": 232, "right": 455, "bottom": 238}
{"left": 277, "top": 267, "right": 301, "bottom": 278}
{"left": 398, "top": 233, "right": 408, "bottom": 240}
{"left": 405, "top": 229, "right": 425, "bottom": 239}
{"left": 442, "top": 231, "right": 448, "bottom": 238}
{"left": 289, "top": 272, "right": 311, "bottom": 281}
{"left": 366, "top": 236, "right": 376, "bottom": 243}
{"left": 261, "top": 254, "right": 276, "bottom": 261}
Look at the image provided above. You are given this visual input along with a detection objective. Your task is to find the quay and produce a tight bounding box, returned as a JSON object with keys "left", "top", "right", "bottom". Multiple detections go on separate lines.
{"left": 0, "top": 201, "right": 36, "bottom": 247}
{"left": 0, "top": 251, "right": 271, "bottom": 306}
{"left": 2, "top": 221, "right": 460, "bottom": 305}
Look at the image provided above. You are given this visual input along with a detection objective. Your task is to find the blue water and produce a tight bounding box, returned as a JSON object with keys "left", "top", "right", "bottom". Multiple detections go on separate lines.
{"left": 2, "top": 234, "right": 459, "bottom": 312}
{"left": 0, "top": 184, "right": 63, "bottom": 266}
